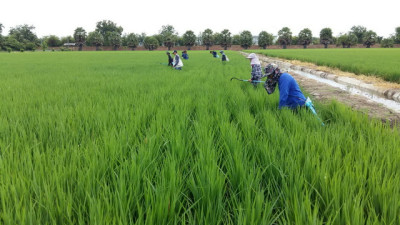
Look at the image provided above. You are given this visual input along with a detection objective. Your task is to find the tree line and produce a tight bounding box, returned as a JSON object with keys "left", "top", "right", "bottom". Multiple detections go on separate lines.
{"left": 0, "top": 21, "right": 400, "bottom": 52}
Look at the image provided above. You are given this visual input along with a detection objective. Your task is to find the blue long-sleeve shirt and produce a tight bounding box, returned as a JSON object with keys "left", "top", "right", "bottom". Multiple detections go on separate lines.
{"left": 278, "top": 73, "right": 306, "bottom": 109}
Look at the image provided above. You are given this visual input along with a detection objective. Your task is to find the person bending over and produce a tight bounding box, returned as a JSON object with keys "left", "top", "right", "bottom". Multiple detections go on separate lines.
{"left": 264, "top": 63, "right": 306, "bottom": 109}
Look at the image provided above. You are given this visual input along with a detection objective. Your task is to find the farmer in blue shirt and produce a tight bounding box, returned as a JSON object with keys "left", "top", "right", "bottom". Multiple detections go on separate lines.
{"left": 182, "top": 50, "right": 189, "bottom": 60}
{"left": 210, "top": 51, "right": 218, "bottom": 58}
{"left": 263, "top": 63, "right": 306, "bottom": 109}
{"left": 246, "top": 53, "right": 263, "bottom": 86}
{"left": 220, "top": 50, "right": 229, "bottom": 62}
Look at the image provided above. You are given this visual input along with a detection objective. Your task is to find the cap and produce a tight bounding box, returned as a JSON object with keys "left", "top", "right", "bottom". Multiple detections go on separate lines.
{"left": 173, "top": 50, "right": 177, "bottom": 53}
{"left": 246, "top": 53, "right": 256, "bottom": 59}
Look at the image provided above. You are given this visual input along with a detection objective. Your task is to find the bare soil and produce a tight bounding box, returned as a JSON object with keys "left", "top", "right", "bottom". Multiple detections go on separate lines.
{"left": 255, "top": 54, "right": 400, "bottom": 127}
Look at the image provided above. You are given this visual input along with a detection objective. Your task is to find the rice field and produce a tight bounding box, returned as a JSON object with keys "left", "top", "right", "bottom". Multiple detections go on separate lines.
{"left": 0, "top": 51, "right": 399, "bottom": 224}
{"left": 249, "top": 48, "right": 400, "bottom": 83}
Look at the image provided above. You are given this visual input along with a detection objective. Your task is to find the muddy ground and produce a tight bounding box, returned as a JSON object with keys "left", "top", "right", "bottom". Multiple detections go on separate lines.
{"left": 253, "top": 53, "right": 400, "bottom": 127}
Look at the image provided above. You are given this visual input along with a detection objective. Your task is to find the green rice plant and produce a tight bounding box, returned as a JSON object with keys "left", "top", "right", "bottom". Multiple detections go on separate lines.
{"left": 0, "top": 51, "right": 399, "bottom": 224}
{"left": 248, "top": 48, "right": 400, "bottom": 83}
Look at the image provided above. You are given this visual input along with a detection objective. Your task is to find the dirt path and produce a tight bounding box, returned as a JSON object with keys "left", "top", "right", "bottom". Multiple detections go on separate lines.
{"left": 249, "top": 53, "right": 400, "bottom": 127}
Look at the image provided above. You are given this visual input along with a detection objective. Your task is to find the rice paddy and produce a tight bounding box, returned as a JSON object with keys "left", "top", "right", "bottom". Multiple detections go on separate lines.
{"left": 249, "top": 48, "right": 400, "bottom": 83}
{"left": 0, "top": 51, "right": 399, "bottom": 224}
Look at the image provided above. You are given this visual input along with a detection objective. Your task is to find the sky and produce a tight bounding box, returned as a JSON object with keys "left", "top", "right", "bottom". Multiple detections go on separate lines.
{"left": 1, "top": 0, "right": 399, "bottom": 38}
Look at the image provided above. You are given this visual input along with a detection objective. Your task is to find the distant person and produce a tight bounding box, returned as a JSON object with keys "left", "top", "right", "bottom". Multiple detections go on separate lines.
{"left": 166, "top": 51, "right": 173, "bottom": 66}
{"left": 172, "top": 50, "right": 183, "bottom": 70}
{"left": 264, "top": 63, "right": 306, "bottom": 109}
{"left": 246, "top": 53, "right": 263, "bottom": 86}
{"left": 220, "top": 50, "right": 229, "bottom": 62}
{"left": 182, "top": 50, "right": 189, "bottom": 60}
{"left": 210, "top": 50, "right": 218, "bottom": 58}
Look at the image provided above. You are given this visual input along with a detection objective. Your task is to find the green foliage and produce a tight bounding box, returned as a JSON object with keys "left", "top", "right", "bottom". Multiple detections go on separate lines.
{"left": 0, "top": 51, "right": 399, "bottom": 224}
{"left": 60, "top": 36, "right": 75, "bottom": 45}
{"left": 0, "top": 23, "right": 3, "bottom": 48}
{"left": 159, "top": 25, "right": 178, "bottom": 50}
{"left": 87, "top": 31, "right": 104, "bottom": 50}
{"left": 9, "top": 24, "right": 38, "bottom": 43}
{"left": 74, "top": 27, "right": 86, "bottom": 51}
{"left": 277, "top": 27, "right": 292, "bottom": 49}
{"left": 182, "top": 30, "right": 196, "bottom": 50}
{"left": 138, "top": 32, "right": 146, "bottom": 46}
{"left": 46, "top": 35, "right": 62, "bottom": 47}
{"left": 24, "top": 42, "right": 37, "bottom": 51}
{"left": 109, "top": 31, "right": 122, "bottom": 50}
{"left": 250, "top": 48, "right": 400, "bottom": 82}
{"left": 3, "top": 35, "right": 23, "bottom": 50}
{"left": 125, "top": 33, "right": 139, "bottom": 50}
{"left": 213, "top": 32, "right": 221, "bottom": 45}
{"left": 201, "top": 28, "right": 214, "bottom": 49}
{"left": 232, "top": 34, "right": 240, "bottom": 45}
{"left": 41, "top": 40, "right": 48, "bottom": 51}
{"left": 363, "top": 30, "right": 377, "bottom": 48}
{"left": 380, "top": 38, "right": 394, "bottom": 48}
{"left": 351, "top": 25, "right": 367, "bottom": 44}
{"left": 337, "top": 33, "right": 357, "bottom": 48}
{"left": 320, "top": 28, "right": 333, "bottom": 48}
{"left": 394, "top": 27, "right": 400, "bottom": 44}
{"left": 95, "top": 20, "right": 123, "bottom": 46}
{"left": 239, "top": 30, "right": 252, "bottom": 49}
{"left": 143, "top": 36, "right": 159, "bottom": 50}
{"left": 258, "top": 31, "right": 274, "bottom": 49}
{"left": 298, "top": 28, "right": 312, "bottom": 48}
{"left": 219, "top": 29, "right": 232, "bottom": 50}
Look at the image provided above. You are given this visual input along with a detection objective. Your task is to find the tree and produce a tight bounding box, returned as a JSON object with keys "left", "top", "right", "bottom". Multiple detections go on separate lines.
{"left": 201, "top": 28, "right": 214, "bottom": 50}
{"left": 239, "top": 30, "right": 253, "bottom": 49}
{"left": 381, "top": 38, "right": 394, "bottom": 48}
{"left": 363, "top": 30, "right": 377, "bottom": 48}
{"left": 0, "top": 23, "right": 4, "bottom": 48}
{"left": 320, "top": 28, "right": 333, "bottom": 48}
{"left": 143, "top": 36, "right": 159, "bottom": 51}
{"left": 95, "top": 20, "right": 123, "bottom": 46}
{"left": 109, "top": 32, "right": 121, "bottom": 50}
{"left": 213, "top": 32, "right": 222, "bottom": 45}
{"left": 312, "top": 37, "right": 320, "bottom": 45}
{"left": 232, "top": 35, "right": 240, "bottom": 45}
{"left": 3, "top": 36, "right": 23, "bottom": 51}
{"left": 46, "top": 35, "right": 62, "bottom": 47}
{"left": 61, "top": 36, "right": 75, "bottom": 45}
{"left": 159, "top": 25, "right": 178, "bottom": 50}
{"left": 298, "top": 28, "right": 312, "bottom": 49}
{"left": 350, "top": 25, "right": 367, "bottom": 44}
{"left": 74, "top": 27, "right": 86, "bottom": 51}
{"left": 219, "top": 29, "right": 232, "bottom": 50}
{"left": 258, "top": 31, "right": 273, "bottom": 49}
{"left": 291, "top": 36, "right": 298, "bottom": 45}
{"left": 138, "top": 33, "right": 146, "bottom": 46}
{"left": 277, "top": 27, "right": 292, "bottom": 49}
{"left": 9, "top": 24, "right": 38, "bottom": 43}
{"left": 126, "top": 33, "right": 138, "bottom": 50}
{"left": 182, "top": 30, "right": 196, "bottom": 50}
{"left": 8, "top": 24, "right": 39, "bottom": 50}
{"left": 87, "top": 31, "right": 104, "bottom": 50}
{"left": 394, "top": 27, "right": 400, "bottom": 44}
